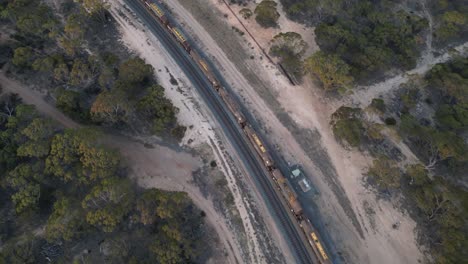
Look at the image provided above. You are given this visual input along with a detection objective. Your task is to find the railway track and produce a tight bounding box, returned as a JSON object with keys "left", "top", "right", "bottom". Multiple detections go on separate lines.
{"left": 125, "top": 0, "right": 318, "bottom": 263}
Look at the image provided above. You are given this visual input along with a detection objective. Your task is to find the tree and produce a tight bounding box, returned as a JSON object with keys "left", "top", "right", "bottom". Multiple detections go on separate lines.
{"left": 46, "top": 130, "right": 85, "bottom": 183}
{"left": 330, "top": 106, "right": 363, "bottom": 147}
{"left": 305, "top": 51, "right": 353, "bottom": 91}
{"left": 269, "top": 32, "right": 308, "bottom": 79}
{"left": 12, "top": 47, "right": 33, "bottom": 68}
{"left": 405, "top": 163, "right": 429, "bottom": 186}
{"left": 99, "top": 238, "right": 130, "bottom": 262}
{"left": 435, "top": 104, "right": 468, "bottom": 130}
{"left": 90, "top": 90, "right": 132, "bottom": 125}
{"left": 6, "top": 163, "right": 43, "bottom": 189}
{"left": 270, "top": 32, "right": 308, "bottom": 58}
{"left": 70, "top": 59, "right": 93, "bottom": 86}
{"left": 367, "top": 156, "right": 401, "bottom": 190}
{"left": 82, "top": 177, "right": 134, "bottom": 232}
{"left": 144, "top": 189, "right": 201, "bottom": 263}
{"left": 137, "top": 85, "right": 177, "bottom": 134}
{"left": 79, "top": 143, "right": 120, "bottom": 181}
{"left": 54, "top": 63, "right": 70, "bottom": 83}
{"left": 0, "top": 133, "right": 19, "bottom": 175}
{"left": 20, "top": 118, "right": 56, "bottom": 142}
{"left": 1, "top": 237, "right": 37, "bottom": 264}
{"left": 136, "top": 189, "right": 189, "bottom": 225}
{"left": 14, "top": 4, "right": 57, "bottom": 37}
{"left": 78, "top": 0, "right": 110, "bottom": 21}
{"left": 409, "top": 179, "right": 461, "bottom": 222}
{"left": 363, "top": 122, "right": 384, "bottom": 142}
{"left": 239, "top": 8, "right": 253, "bottom": 19}
{"left": 427, "top": 60, "right": 468, "bottom": 104}
{"left": 436, "top": 11, "right": 467, "bottom": 40}
{"left": 170, "top": 125, "right": 186, "bottom": 141}
{"left": 57, "top": 37, "right": 81, "bottom": 57}
{"left": 369, "top": 98, "right": 386, "bottom": 114}
{"left": 64, "top": 14, "right": 85, "bottom": 40}
{"left": 98, "top": 67, "right": 115, "bottom": 89}
{"left": 398, "top": 110, "right": 468, "bottom": 170}
{"left": 16, "top": 118, "right": 56, "bottom": 158}
{"left": 58, "top": 14, "right": 85, "bottom": 56}
{"left": 11, "top": 184, "right": 41, "bottom": 213}
{"left": 408, "top": 177, "right": 468, "bottom": 264}
{"left": 310, "top": 2, "right": 428, "bottom": 80}
{"left": 6, "top": 162, "right": 44, "bottom": 213}
{"left": 5, "top": 105, "right": 38, "bottom": 134}
{"left": 254, "top": 0, "right": 280, "bottom": 28}
{"left": 46, "top": 128, "right": 117, "bottom": 184}
{"left": 56, "top": 89, "right": 87, "bottom": 120}
{"left": 118, "top": 57, "right": 153, "bottom": 85}
{"left": 149, "top": 236, "right": 185, "bottom": 264}
{"left": 0, "top": 93, "right": 22, "bottom": 119}
{"left": 45, "top": 198, "right": 86, "bottom": 242}
{"left": 431, "top": 131, "right": 467, "bottom": 163}
{"left": 32, "top": 56, "right": 56, "bottom": 74}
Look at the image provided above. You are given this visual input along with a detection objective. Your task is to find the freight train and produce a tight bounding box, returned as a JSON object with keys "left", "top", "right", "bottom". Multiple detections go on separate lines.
{"left": 141, "top": 1, "right": 330, "bottom": 262}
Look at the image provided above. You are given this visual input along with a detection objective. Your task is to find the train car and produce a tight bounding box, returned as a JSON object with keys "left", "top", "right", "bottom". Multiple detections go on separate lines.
{"left": 244, "top": 126, "right": 273, "bottom": 168}
{"left": 272, "top": 169, "right": 303, "bottom": 217}
{"left": 189, "top": 50, "right": 221, "bottom": 89}
{"left": 311, "top": 232, "right": 329, "bottom": 262}
{"left": 171, "top": 27, "right": 191, "bottom": 51}
{"left": 145, "top": 1, "right": 169, "bottom": 26}
{"left": 301, "top": 219, "right": 330, "bottom": 263}
{"left": 218, "top": 87, "right": 246, "bottom": 126}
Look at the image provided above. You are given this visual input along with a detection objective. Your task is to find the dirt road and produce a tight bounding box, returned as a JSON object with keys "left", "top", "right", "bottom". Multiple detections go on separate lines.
{"left": 0, "top": 72, "right": 80, "bottom": 129}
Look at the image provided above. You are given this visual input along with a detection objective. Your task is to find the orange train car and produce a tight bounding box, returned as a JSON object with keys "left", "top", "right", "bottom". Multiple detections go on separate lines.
{"left": 145, "top": 1, "right": 169, "bottom": 26}
{"left": 243, "top": 125, "right": 274, "bottom": 168}
{"left": 300, "top": 219, "right": 330, "bottom": 263}
{"left": 271, "top": 169, "right": 303, "bottom": 217}
{"left": 170, "top": 27, "right": 191, "bottom": 51}
{"left": 218, "top": 87, "right": 247, "bottom": 126}
{"left": 190, "top": 50, "right": 221, "bottom": 89}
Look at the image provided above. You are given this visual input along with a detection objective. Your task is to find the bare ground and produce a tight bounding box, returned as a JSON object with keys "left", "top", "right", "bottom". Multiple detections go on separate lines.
{"left": 162, "top": 0, "right": 428, "bottom": 263}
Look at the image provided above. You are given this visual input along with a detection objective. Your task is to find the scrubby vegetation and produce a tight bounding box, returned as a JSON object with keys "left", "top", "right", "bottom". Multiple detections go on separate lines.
{"left": 332, "top": 57, "right": 468, "bottom": 263}
{"left": 304, "top": 51, "right": 353, "bottom": 92}
{"left": 430, "top": 1, "right": 468, "bottom": 47}
{"left": 1, "top": 0, "right": 179, "bottom": 136}
{"left": 0, "top": 100, "right": 207, "bottom": 262}
{"left": 254, "top": 0, "right": 280, "bottom": 28}
{"left": 330, "top": 106, "right": 364, "bottom": 147}
{"left": 278, "top": 0, "right": 467, "bottom": 91}
{"left": 239, "top": 8, "right": 253, "bottom": 19}
{"left": 269, "top": 32, "right": 307, "bottom": 80}
{"left": 311, "top": 1, "right": 428, "bottom": 86}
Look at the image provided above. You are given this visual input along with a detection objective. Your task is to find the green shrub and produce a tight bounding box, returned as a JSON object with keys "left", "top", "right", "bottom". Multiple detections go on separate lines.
{"left": 254, "top": 0, "right": 280, "bottom": 28}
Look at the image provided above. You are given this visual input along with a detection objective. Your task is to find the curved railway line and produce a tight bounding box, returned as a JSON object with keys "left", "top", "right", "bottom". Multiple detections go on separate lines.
{"left": 126, "top": 0, "right": 330, "bottom": 263}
